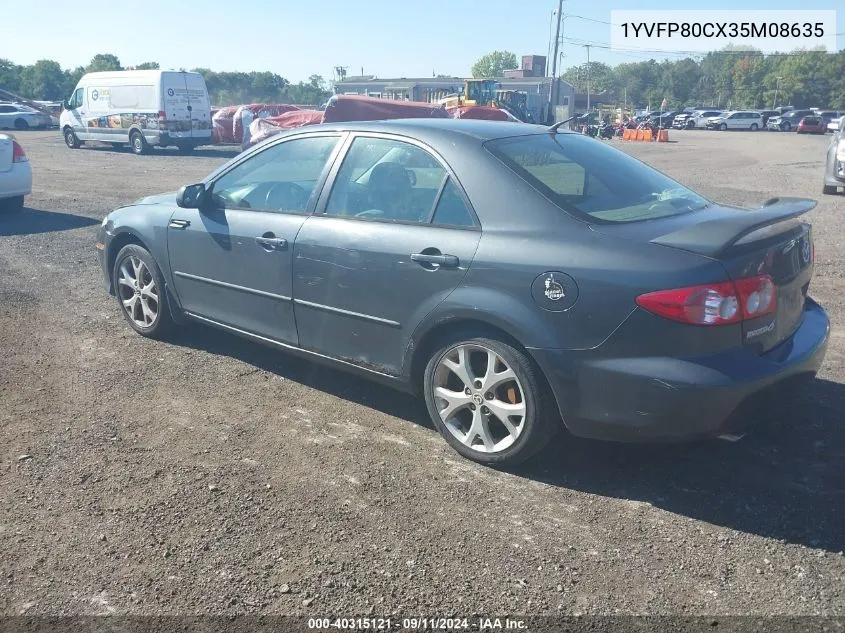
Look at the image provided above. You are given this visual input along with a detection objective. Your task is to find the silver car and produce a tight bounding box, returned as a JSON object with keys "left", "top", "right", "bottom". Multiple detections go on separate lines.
{"left": 0, "top": 103, "right": 52, "bottom": 130}
{"left": 823, "top": 127, "right": 844, "bottom": 195}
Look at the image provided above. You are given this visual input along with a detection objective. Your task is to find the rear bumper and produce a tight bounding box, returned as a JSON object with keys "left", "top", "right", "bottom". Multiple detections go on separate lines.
{"left": 529, "top": 298, "right": 830, "bottom": 442}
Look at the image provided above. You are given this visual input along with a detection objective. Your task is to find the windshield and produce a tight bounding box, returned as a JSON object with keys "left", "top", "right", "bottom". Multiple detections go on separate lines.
{"left": 486, "top": 133, "right": 709, "bottom": 224}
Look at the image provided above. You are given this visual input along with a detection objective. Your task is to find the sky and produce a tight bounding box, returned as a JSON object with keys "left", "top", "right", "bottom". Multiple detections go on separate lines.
{"left": 4, "top": 0, "right": 843, "bottom": 83}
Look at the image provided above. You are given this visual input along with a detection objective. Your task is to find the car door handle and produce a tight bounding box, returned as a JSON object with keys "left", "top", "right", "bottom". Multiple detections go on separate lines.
{"left": 255, "top": 236, "right": 288, "bottom": 250}
{"left": 410, "top": 253, "right": 459, "bottom": 268}
{"left": 169, "top": 219, "right": 190, "bottom": 229}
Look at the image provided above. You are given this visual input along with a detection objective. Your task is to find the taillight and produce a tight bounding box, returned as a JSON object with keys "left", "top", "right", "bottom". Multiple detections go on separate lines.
{"left": 636, "top": 274, "right": 776, "bottom": 326}
{"left": 12, "top": 140, "right": 28, "bottom": 163}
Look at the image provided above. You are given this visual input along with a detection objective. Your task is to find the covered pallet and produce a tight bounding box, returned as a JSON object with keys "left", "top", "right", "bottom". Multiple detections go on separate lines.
{"left": 446, "top": 105, "right": 517, "bottom": 121}
{"left": 233, "top": 104, "right": 301, "bottom": 147}
{"left": 322, "top": 95, "right": 448, "bottom": 122}
{"left": 246, "top": 110, "right": 325, "bottom": 147}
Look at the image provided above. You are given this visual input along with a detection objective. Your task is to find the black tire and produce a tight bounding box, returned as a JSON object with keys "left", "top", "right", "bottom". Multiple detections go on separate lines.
{"left": 129, "top": 130, "right": 149, "bottom": 155}
{"left": 176, "top": 143, "right": 195, "bottom": 153}
{"left": 0, "top": 195, "right": 24, "bottom": 212}
{"left": 686, "top": 120, "right": 695, "bottom": 129}
{"left": 782, "top": 122, "right": 791, "bottom": 132}
{"left": 422, "top": 333, "right": 558, "bottom": 467}
{"left": 823, "top": 184, "right": 838, "bottom": 195}
{"left": 719, "top": 123, "right": 727, "bottom": 131}
{"left": 63, "top": 127, "right": 81, "bottom": 149}
{"left": 14, "top": 118, "right": 28, "bottom": 130}
{"left": 112, "top": 244, "right": 172, "bottom": 339}
{"left": 750, "top": 123, "right": 758, "bottom": 131}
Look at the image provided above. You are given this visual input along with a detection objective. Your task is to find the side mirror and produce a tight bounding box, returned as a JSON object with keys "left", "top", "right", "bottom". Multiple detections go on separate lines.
{"left": 176, "top": 183, "right": 208, "bottom": 209}
{"left": 62, "top": 99, "right": 70, "bottom": 110}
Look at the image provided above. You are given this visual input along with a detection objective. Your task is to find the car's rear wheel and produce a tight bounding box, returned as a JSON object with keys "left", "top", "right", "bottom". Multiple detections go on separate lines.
{"left": 719, "top": 123, "right": 727, "bottom": 131}
{"left": 129, "top": 130, "right": 149, "bottom": 155}
{"left": 63, "top": 127, "right": 81, "bottom": 149}
{"left": 0, "top": 195, "right": 24, "bottom": 212}
{"left": 750, "top": 123, "right": 758, "bottom": 131}
{"left": 423, "top": 334, "right": 557, "bottom": 467}
{"left": 14, "top": 118, "right": 28, "bottom": 130}
{"left": 176, "top": 143, "right": 195, "bottom": 153}
{"left": 113, "top": 244, "right": 172, "bottom": 338}
{"left": 782, "top": 122, "right": 792, "bottom": 132}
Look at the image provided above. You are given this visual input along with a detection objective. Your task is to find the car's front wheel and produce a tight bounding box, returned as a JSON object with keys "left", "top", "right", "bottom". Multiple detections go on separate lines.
{"left": 423, "top": 334, "right": 557, "bottom": 467}
{"left": 64, "top": 128, "right": 81, "bottom": 149}
{"left": 750, "top": 123, "right": 758, "bottom": 131}
{"left": 719, "top": 123, "right": 728, "bottom": 131}
{"left": 113, "top": 244, "right": 172, "bottom": 338}
{"left": 14, "top": 119, "right": 28, "bottom": 131}
{"left": 782, "top": 122, "right": 792, "bottom": 132}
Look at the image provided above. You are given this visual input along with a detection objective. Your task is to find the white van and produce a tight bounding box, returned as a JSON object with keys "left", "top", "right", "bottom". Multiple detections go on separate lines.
{"left": 60, "top": 70, "right": 212, "bottom": 154}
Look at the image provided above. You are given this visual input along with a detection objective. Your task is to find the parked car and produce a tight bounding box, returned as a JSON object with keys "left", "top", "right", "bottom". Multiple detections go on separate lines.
{"left": 94, "top": 119, "right": 829, "bottom": 466}
{"left": 0, "top": 103, "right": 52, "bottom": 130}
{"left": 797, "top": 116, "right": 827, "bottom": 134}
{"left": 757, "top": 110, "right": 780, "bottom": 127}
{"left": 827, "top": 116, "right": 843, "bottom": 133}
{"left": 706, "top": 111, "right": 763, "bottom": 131}
{"left": 0, "top": 133, "right": 31, "bottom": 212}
{"left": 691, "top": 110, "right": 723, "bottom": 129}
{"left": 823, "top": 125, "right": 844, "bottom": 195}
{"left": 60, "top": 70, "right": 213, "bottom": 154}
{"left": 672, "top": 113, "right": 695, "bottom": 129}
{"left": 766, "top": 109, "right": 815, "bottom": 131}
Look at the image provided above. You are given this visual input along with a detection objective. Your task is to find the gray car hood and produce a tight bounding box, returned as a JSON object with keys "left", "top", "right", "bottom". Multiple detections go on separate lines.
{"left": 134, "top": 191, "right": 179, "bottom": 206}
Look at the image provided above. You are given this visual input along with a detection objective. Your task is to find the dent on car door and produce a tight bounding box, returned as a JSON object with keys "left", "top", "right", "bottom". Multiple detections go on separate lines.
{"left": 166, "top": 134, "right": 343, "bottom": 343}
{"left": 292, "top": 135, "right": 481, "bottom": 376}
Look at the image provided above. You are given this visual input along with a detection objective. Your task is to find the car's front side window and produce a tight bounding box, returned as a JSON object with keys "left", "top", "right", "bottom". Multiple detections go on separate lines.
{"left": 324, "top": 137, "right": 448, "bottom": 224}
{"left": 211, "top": 135, "right": 339, "bottom": 214}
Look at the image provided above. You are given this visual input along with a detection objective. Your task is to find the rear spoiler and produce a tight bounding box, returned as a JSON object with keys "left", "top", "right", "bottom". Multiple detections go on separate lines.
{"left": 650, "top": 197, "right": 816, "bottom": 258}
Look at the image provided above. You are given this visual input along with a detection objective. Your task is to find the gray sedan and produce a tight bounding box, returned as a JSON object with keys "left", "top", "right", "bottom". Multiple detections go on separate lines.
{"left": 96, "top": 119, "right": 829, "bottom": 466}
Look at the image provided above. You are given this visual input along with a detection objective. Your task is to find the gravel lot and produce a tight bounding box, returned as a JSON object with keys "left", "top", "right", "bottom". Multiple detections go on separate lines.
{"left": 1, "top": 129, "right": 843, "bottom": 618}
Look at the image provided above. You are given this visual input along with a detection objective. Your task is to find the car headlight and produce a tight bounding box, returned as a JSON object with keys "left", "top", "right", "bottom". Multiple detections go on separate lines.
{"left": 837, "top": 139, "right": 845, "bottom": 163}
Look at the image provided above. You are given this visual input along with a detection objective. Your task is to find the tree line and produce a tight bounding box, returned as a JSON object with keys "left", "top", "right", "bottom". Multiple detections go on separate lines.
{"left": 560, "top": 47, "right": 845, "bottom": 110}
{"left": 0, "top": 54, "right": 333, "bottom": 106}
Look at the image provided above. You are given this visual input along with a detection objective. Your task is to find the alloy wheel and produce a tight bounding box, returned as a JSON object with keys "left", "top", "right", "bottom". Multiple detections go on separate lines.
{"left": 432, "top": 344, "right": 527, "bottom": 453}
{"left": 117, "top": 256, "right": 159, "bottom": 328}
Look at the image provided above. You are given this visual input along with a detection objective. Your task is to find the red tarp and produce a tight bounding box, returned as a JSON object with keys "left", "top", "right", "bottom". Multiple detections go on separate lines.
{"left": 246, "top": 110, "right": 325, "bottom": 147}
{"left": 322, "top": 95, "right": 448, "bottom": 122}
{"left": 233, "top": 103, "right": 301, "bottom": 145}
{"left": 446, "top": 105, "right": 515, "bottom": 121}
{"left": 211, "top": 105, "right": 239, "bottom": 144}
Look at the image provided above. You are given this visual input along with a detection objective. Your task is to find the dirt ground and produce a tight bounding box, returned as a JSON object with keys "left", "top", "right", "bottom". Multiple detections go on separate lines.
{"left": 1, "top": 129, "right": 843, "bottom": 617}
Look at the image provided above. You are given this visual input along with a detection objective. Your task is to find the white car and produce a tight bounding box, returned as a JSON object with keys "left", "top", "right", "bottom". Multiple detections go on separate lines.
{"left": 706, "top": 110, "right": 763, "bottom": 131}
{"left": 0, "top": 103, "right": 52, "bottom": 130}
{"left": 828, "top": 116, "right": 843, "bottom": 133}
{"left": 0, "top": 133, "right": 32, "bottom": 211}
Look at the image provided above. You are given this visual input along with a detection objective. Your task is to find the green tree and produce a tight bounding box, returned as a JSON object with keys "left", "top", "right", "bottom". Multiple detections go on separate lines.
{"left": 18, "top": 60, "right": 66, "bottom": 100}
{"left": 0, "top": 58, "right": 22, "bottom": 93}
{"left": 132, "top": 62, "right": 160, "bottom": 70}
{"left": 86, "top": 54, "right": 122, "bottom": 73}
{"left": 471, "top": 51, "right": 518, "bottom": 78}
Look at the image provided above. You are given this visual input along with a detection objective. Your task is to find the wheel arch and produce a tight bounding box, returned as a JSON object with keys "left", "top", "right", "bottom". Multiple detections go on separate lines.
{"left": 106, "top": 230, "right": 151, "bottom": 292}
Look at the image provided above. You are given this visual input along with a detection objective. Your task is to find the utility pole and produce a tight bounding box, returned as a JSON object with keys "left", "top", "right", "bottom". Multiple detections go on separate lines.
{"left": 773, "top": 76, "right": 783, "bottom": 110}
{"left": 584, "top": 44, "right": 591, "bottom": 112}
{"left": 548, "top": 0, "right": 564, "bottom": 123}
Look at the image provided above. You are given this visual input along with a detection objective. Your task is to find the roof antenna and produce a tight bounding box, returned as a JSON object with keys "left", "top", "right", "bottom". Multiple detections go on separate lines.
{"left": 548, "top": 113, "right": 583, "bottom": 134}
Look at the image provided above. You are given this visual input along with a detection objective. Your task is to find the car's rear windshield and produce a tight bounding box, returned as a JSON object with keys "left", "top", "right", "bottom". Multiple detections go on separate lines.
{"left": 485, "top": 133, "right": 708, "bottom": 224}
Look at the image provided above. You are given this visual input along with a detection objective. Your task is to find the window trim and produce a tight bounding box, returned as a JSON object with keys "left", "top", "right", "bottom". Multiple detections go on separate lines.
{"left": 314, "top": 132, "right": 481, "bottom": 230}
{"left": 204, "top": 132, "right": 347, "bottom": 216}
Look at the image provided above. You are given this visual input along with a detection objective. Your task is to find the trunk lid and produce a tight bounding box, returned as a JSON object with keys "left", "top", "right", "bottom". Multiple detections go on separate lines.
{"left": 0, "top": 134, "right": 13, "bottom": 172}
{"left": 592, "top": 198, "right": 816, "bottom": 353}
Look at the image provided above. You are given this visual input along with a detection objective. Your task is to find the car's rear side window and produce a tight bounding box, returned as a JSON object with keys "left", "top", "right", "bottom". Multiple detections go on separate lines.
{"left": 486, "top": 133, "right": 708, "bottom": 224}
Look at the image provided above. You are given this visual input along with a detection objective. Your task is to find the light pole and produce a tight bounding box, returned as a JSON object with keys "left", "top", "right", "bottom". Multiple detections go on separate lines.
{"left": 584, "top": 44, "right": 591, "bottom": 113}
{"left": 548, "top": 0, "right": 564, "bottom": 123}
{"left": 773, "top": 76, "right": 783, "bottom": 110}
